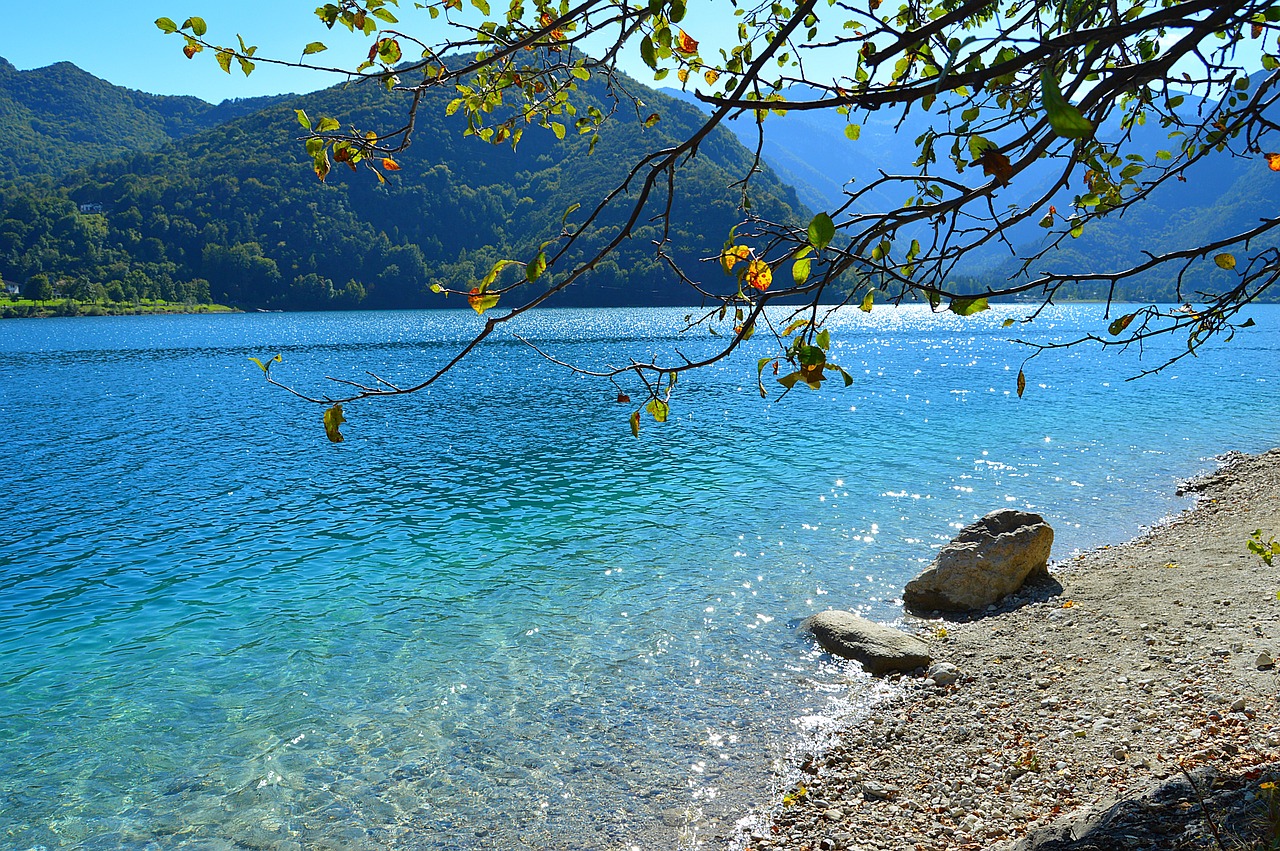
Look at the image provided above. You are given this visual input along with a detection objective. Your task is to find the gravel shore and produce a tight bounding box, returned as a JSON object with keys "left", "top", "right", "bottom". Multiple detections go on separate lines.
{"left": 740, "top": 448, "right": 1280, "bottom": 851}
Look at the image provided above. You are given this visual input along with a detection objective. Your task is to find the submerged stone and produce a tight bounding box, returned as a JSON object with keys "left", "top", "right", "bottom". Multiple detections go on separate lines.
{"left": 800, "top": 610, "right": 931, "bottom": 675}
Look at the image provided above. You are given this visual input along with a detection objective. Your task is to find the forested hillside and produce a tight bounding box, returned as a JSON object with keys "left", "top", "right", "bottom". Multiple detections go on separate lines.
{"left": 0, "top": 57, "right": 290, "bottom": 182}
{"left": 0, "top": 57, "right": 803, "bottom": 310}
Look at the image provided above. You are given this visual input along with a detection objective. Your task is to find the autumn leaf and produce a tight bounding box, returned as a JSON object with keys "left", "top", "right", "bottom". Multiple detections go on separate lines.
{"left": 1016, "top": 369, "right": 1027, "bottom": 398}
{"left": 1108, "top": 312, "right": 1137, "bottom": 335}
{"left": 646, "top": 398, "right": 669, "bottom": 422}
{"left": 616, "top": 392, "right": 631, "bottom": 404}
{"left": 1266, "top": 152, "right": 1280, "bottom": 171}
{"left": 745, "top": 258, "right": 773, "bottom": 291}
{"left": 468, "top": 287, "right": 500, "bottom": 315}
{"left": 629, "top": 409, "right": 641, "bottom": 437}
{"left": 323, "top": 404, "right": 347, "bottom": 443}
{"left": 720, "top": 244, "right": 750, "bottom": 274}
{"left": 1214, "top": 253, "right": 1237, "bottom": 270}
{"left": 184, "top": 43, "right": 200, "bottom": 59}
{"left": 704, "top": 69, "right": 720, "bottom": 86}
{"left": 676, "top": 29, "right": 699, "bottom": 54}
{"left": 382, "top": 157, "right": 401, "bottom": 171}
{"left": 677, "top": 68, "right": 690, "bottom": 84}
{"left": 972, "top": 148, "right": 1013, "bottom": 186}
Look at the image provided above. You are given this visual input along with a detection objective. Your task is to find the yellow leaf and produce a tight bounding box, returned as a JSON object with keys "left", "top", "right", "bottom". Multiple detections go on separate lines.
{"left": 323, "top": 404, "right": 346, "bottom": 443}
{"left": 720, "top": 244, "right": 750, "bottom": 274}
{"left": 1214, "top": 253, "right": 1237, "bottom": 270}
{"left": 704, "top": 69, "right": 720, "bottom": 86}
{"left": 745, "top": 258, "right": 772, "bottom": 291}
{"left": 1266, "top": 152, "right": 1280, "bottom": 171}
{"left": 677, "top": 68, "right": 689, "bottom": 84}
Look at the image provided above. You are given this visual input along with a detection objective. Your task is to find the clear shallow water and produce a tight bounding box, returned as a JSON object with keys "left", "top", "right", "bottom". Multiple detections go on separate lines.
{"left": 2, "top": 304, "right": 1278, "bottom": 850}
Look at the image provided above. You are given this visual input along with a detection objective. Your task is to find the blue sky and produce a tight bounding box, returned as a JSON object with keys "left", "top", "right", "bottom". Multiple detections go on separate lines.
{"left": 0, "top": 1, "right": 393, "bottom": 101}
{"left": 0, "top": 0, "right": 735, "bottom": 102}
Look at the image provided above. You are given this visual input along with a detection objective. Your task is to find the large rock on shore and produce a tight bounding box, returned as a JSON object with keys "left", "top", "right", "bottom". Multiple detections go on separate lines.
{"left": 800, "top": 611, "right": 932, "bottom": 675}
{"left": 903, "top": 509, "right": 1054, "bottom": 613}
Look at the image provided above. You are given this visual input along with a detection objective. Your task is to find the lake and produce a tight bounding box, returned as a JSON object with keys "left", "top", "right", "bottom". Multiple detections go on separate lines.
{"left": 2, "top": 304, "right": 1278, "bottom": 850}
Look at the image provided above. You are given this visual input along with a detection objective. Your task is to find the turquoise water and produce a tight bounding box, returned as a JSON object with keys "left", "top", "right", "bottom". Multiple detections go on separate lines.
{"left": 2, "top": 305, "right": 1278, "bottom": 850}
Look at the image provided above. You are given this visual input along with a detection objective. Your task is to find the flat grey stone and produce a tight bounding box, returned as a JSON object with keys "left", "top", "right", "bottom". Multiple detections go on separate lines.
{"left": 800, "top": 611, "right": 931, "bottom": 675}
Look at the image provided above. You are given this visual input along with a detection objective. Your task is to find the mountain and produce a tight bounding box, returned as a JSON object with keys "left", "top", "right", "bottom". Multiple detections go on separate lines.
{"left": 0, "top": 58, "right": 805, "bottom": 310}
{"left": 666, "top": 82, "right": 1279, "bottom": 301}
{"left": 0, "top": 56, "right": 293, "bottom": 182}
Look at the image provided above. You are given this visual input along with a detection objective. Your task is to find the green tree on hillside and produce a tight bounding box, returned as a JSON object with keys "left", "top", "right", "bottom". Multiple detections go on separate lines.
{"left": 160, "top": 0, "right": 1280, "bottom": 433}
{"left": 23, "top": 273, "right": 53, "bottom": 303}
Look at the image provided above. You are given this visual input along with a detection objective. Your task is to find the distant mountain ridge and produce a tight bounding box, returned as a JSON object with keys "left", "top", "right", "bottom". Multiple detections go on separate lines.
{"left": 667, "top": 82, "right": 1279, "bottom": 302}
{"left": 0, "top": 56, "right": 293, "bottom": 182}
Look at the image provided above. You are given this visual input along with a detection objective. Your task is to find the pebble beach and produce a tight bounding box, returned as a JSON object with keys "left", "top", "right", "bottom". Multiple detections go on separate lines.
{"left": 738, "top": 448, "right": 1280, "bottom": 851}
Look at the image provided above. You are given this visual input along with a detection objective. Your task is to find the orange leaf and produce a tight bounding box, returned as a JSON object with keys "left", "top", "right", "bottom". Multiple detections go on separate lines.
{"left": 183, "top": 44, "right": 198, "bottom": 59}
{"left": 745, "top": 258, "right": 773, "bottom": 292}
{"left": 1266, "top": 152, "right": 1280, "bottom": 172}
{"left": 676, "top": 29, "right": 699, "bottom": 54}
{"left": 382, "top": 157, "right": 401, "bottom": 171}
{"left": 972, "top": 148, "right": 1013, "bottom": 186}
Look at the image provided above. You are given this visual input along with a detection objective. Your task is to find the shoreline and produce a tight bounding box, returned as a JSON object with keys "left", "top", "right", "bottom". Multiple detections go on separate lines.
{"left": 739, "top": 448, "right": 1280, "bottom": 851}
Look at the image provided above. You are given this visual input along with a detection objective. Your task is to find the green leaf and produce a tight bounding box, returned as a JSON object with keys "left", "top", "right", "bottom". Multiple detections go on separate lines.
{"left": 807, "top": 212, "right": 835, "bottom": 250}
{"left": 238, "top": 57, "right": 255, "bottom": 77}
{"left": 1108, "top": 312, "right": 1137, "bottom": 336}
{"left": 1070, "top": 221, "right": 1084, "bottom": 238}
{"left": 1214, "top": 253, "right": 1237, "bottom": 270}
{"left": 317, "top": 116, "right": 340, "bottom": 132}
{"left": 155, "top": 17, "right": 179, "bottom": 33}
{"left": 216, "top": 49, "right": 234, "bottom": 74}
{"left": 1041, "top": 71, "right": 1095, "bottom": 139}
{"left": 248, "top": 353, "right": 281, "bottom": 373}
{"left": 949, "top": 296, "right": 989, "bottom": 316}
{"left": 630, "top": 410, "right": 641, "bottom": 437}
{"left": 844, "top": 123, "right": 861, "bottom": 141}
{"left": 1002, "top": 317, "right": 1016, "bottom": 328}
{"left": 777, "top": 371, "right": 804, "bottom": 390}
{"left": 816, "top": 329, "right": 831, "bottom": 349}
{"left": 551, "top": 122, "right": 566, "bottom": 140}
{"left": 302, "top": 41, "right": 328, "bottom": 55}
{"left": 295, "top": 109, "right": 312, "bottom": 130}
{"left": 646, "top": 398, "right": 669, "bottom": 423}
{"left": 792, "top": 257, "right": 811, "bottom": 285}
{"left": 640, "top": 35, "right": 657, "bottom": 69}
{"left": 860, "top": 290, "right": 875, "bottom": 312}
{"left": 323, "top": 404, "right": 347, "bottom": 443}
{"left": 183, "top": 16, "right": 208, "bottom": 36}
{"left": 526, "top": 251, "right": 547, "bottom": 282}
{"left": 571, "top": 65, "right": 590, "bottom": 81}
{"left": 372, "top": 6, "right": 400, "bottom": 22}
